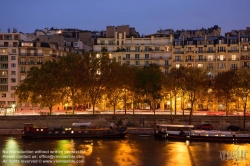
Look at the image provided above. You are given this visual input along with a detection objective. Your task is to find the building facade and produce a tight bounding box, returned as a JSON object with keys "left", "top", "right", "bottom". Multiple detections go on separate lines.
{"left": 0, "top": 32, "right": 20, "bottom": 109}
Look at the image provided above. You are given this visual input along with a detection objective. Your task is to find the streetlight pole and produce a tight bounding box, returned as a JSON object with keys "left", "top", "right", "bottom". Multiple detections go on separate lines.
{"left": 125, "top": 89, "right": 127, "bottom": 114}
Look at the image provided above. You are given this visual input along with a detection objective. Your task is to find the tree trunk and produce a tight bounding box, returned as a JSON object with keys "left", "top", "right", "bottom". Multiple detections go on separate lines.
{"left": 49, "top": 105, "right": 52, "bottom": 115}
{"left": 92, "top": 103, "right": 95, "bottom": 114}
{"left": 113, "top": 104, "right": 116, "bottom": 114}
{"left": 243, "top": 102, "right": 246, "bottom": 130}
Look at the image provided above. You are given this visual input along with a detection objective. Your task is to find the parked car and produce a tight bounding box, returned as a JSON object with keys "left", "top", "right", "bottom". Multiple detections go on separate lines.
{"left": 227, "top": 125, "right": 242, "bottom": 131}
{"left": 197, "top": 124, "right": 213, "bottom": 130}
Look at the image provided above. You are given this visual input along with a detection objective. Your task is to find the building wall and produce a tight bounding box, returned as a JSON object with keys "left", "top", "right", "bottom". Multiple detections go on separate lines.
{"left": 39, "top": 35, "right": 64, "bottom": 46}
{"left": 0, "top": 32, "right": 20, "bottom": 108}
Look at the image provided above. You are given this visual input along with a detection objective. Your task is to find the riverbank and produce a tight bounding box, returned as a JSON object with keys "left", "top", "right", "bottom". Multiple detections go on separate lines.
{"left": 0, "top": 114, "right": 249, "bottom": 131}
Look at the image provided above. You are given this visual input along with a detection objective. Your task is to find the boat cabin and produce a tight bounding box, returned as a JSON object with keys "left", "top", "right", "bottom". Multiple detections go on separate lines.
{"left": 23, "top": 123, "right": 48, "bottom": 134}
{"left": 72, "top": 122, "right": 91, "bottom": 128}
{"left": 156, "top": 124, "right": 194, "bottom": 135}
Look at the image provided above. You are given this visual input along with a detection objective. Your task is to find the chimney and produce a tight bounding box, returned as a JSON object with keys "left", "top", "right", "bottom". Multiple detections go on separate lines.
{"left": 8, "top": 28, "right": 10, "bottom": 33}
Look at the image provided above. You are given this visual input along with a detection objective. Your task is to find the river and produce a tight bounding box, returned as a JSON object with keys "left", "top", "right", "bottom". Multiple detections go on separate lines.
{"left": 0, "top": 134, "right": 249, "bottom": 166}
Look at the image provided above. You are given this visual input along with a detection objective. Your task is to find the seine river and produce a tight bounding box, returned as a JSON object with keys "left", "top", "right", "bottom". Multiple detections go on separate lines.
{"left": 0, "top": 135, "right": 249, "bottom": 166}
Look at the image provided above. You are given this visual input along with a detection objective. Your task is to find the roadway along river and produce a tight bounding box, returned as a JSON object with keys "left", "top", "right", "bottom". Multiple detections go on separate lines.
{"left": 0, "top": 135, "right": 249, "bottom": 166}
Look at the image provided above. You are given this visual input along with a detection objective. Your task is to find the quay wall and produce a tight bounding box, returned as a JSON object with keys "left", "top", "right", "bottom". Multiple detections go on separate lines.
{"left": 0, "top": 115, "right": 249, "bottom": 131}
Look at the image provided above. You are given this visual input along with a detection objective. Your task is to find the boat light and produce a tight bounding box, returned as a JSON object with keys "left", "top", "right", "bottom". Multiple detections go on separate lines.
{"left": 71, "top": 131, "right": 74, "bottom": 134}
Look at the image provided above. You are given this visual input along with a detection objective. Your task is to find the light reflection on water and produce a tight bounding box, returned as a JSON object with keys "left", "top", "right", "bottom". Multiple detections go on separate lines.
{"left": 0, "top": 136, "right": 249, "bottom": 166}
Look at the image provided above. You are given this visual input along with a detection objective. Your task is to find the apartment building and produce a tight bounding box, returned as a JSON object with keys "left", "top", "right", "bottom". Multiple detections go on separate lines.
{"left": 93, "top": 31, "right": 173, "bottom": 74}
{"left": 0, "top": 31, "right": 20, "bottom": 109}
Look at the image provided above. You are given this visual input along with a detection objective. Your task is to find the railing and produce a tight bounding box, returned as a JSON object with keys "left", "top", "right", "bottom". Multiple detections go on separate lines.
{"left": 207, "top": 50, "right": 216, "bottom": 53}
{"left": 195, "top": 59, "right": 206, "bottom": 62}
{"left": 228, "top": 50, "right": 239, "bottom": 53}
{"left": 229, "top": 58, "right": 239, "bottom": 61}
{"left": 173, "top": 59, "right": 183, "bottom": 62}
{"left": 241, "top": 56, "right": 250, "bottom": 60}
{"left": 207, "top": 67, "right": 213, "bottom": 70}
{"left": 185, "top": 59, "right": 194, "bottom": 62}
{"left": 242, "top": 65, "right": 249, "bottom": 68}
{"left": 241, "top": 48, "right": 250, "bottom": 51}
{"left": 217, "top": 58, "right": 226, "bottom": 61}
{"left": 173, "top": 51, "right": 184, "bottom": 54}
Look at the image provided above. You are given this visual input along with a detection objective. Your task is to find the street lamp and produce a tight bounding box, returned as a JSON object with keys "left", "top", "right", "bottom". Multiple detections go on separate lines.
{"left": 65, "top": 102, "right": 68, "bottom": 114}
{"left": 12, "top": 104, "right": 15, "bottom": 114}
{"left": 124, "top": 89, "right": 127, "bottom": 114}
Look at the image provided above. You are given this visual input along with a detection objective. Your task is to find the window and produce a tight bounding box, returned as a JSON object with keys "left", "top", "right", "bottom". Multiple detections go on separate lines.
{"left": 0, "top": 64, "right": 8, "bottom": 69}
{"left": 11, "top": 56, "right": 16, "bottom": 60}
{"left": 1, "top": 93, "right": 6, "bottom": 97}
{"left": 0, "top": 101, "right": 6, "bottom": 105}
{"left": 11, "top": 63, "right": 16, "bottom": 68}
{"left": 175, "top": 64, "right": 180, "bottom": 68}
{"left": 12, "top": 49, "right": 16, "bottom": 53}
{"left": 125, "top": 61, "right": 130, "bottom": 65}
{"left": 175, "top": 48, "right": 181, "bottom": 53}
{"left": 11, "top": 78, "right": 16, "bottom": 83}
{"left": 11, "top": 71, "right": 16, "bottom": 75}
{"left": 38, "top": 58, "right": 43, "bottom": 64}
{"left": 125, "top": 54, "right": 130, "bottom": 59}
{"left": 198, "top": 47, "right": 203, "bottom": 53}
{"left": 135, "top": 61, "right": 140, "bottom": 66}
{"left": 21, "top": 66, "right": 26, "bottom": 72}
{"left": 175, "top": 56, "right": 181, "bottom": 61}
{"left": 198, "top": 55, "right": 203, "bottom": 60}
{"left": 11, "top": 86, "right": 16, "bottom": 90}
{"left": 0, "top": 78, "right": 7, "bottom": 84}
{"left": 208, "top": 47, "right": 213, "bottom": 52}
{"left": 145, "top": 54, "right": 149, "bottom": 59}
{"left": 0, "top": 56, "right": 8, "bottom": 62}
{"left": 231, "top": 64, "right": 237, "bottom": 69}
{"left": 198, "top": 64, "right": 203, "bottom": 68}
{"left": 231, "top": 55, "right": 236, "bottom": 60}
{"left": 29, "top": 58, "right": 34, "bottom": 64}
{"left": 135, "top": 54, "right": 139, "bottom": 59}
{"left": 207, "top": 55, "right": 213, "bottom": 61}
{"left": 145, "top": 61, "right": 149, "bottom": 66}
{"left": 219, "top": 55, "right": 224, "bottom": 61}
{"left": 0, "top": 71, "right": 7, "bottom": 77}
{"left": 218, "top": 63, "right": 226, "bottom": 69}
{"left": 175, "top": 42, "right": 180, "bottom": 46}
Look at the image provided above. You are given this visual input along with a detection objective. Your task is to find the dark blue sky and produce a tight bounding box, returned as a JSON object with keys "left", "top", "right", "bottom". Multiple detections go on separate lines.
{"left": 0, "top": 0, "right": 249, "bottom": 36}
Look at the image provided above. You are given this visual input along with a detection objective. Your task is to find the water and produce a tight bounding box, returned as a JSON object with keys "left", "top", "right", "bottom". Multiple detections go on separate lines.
{"left": 0, "top": 135, "right": 249, "bottom": 166}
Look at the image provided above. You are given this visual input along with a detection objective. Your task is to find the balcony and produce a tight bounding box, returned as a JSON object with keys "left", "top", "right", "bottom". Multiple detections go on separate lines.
{"left": 195, "top": 59, "right": 206, "bottom": 62}
{"left": 229, "top": 58, "right": 239, "bottom": 61}
{"left": 173, "top": 59, "right": 183, "bottom": 62}
{"left": 217, "top": 58, "right": 226, "bottom": 61}
{"left": 240, "top": 56, "right": 250, "bottom": 60}
{"left": 207, "top": 50, "right": 216, "bottom": 53}
{"left": 207, "top": 67, "right": 213, "bottom": 70}
{"left": 20, "top": 71, "right": 26, "bottom": 73}
{"left": 186, "top": 50, "right": 195, "bottom": 53}
{"left": 241, "top": 48, "right": 250, "bottom": 52}
{"left": 185, "top": 59, "right": 194, "bottom": 62}
{"left": 230, "top": 67, "right": 238, "bottom": 70}
{"left": 228, "top": 50, "right": 239, "bottom": 53}
{"left": 19, "top": 62, "right": 26, "bottom": 65}
{"left": 20, "top": 53, "right": 27, "bottom": 56}
{"left": 173, "top": 51, "right": 184, "bottom": 54}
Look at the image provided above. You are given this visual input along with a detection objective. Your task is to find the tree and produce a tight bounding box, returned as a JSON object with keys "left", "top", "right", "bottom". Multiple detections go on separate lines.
{"left": 181, "top": 67, "right": 208, "bottom": 124}
{"left": 16, "top": 60, "right": 62, "bottom": 114}
{"left": 213, "top": 70, "right": 236, "bottom": 116}
{"left": 232, "top": 68, "right": 250, "bottom": 130}
{"left": 58, "top": 53, "right": 88, "bottom": 114}
{"left": 134, "top": 64, "right": 163, "bottom": 124}
{"left": 84, "top": 52, "right": 112, "bottom": 114}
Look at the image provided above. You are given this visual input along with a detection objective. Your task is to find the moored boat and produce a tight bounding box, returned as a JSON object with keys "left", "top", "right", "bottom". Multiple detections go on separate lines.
{"left": 155, "top": 124, "right": 250, "bottom": 142}
{"left": 22, "top": 123, "right": 127, "bottom": 139}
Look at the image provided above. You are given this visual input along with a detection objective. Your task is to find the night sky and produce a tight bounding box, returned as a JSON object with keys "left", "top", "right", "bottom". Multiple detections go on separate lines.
{"left": 0, "top": 0, "right": 249, "bottom": 36}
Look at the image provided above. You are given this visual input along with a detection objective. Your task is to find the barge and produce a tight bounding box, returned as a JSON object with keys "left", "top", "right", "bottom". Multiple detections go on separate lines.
{"left": 22, "top": 123, "right": 127, "bottom": 139}
{"left": 155, "top": 124, "right": 250, "bottom": 142}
